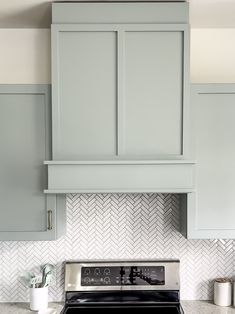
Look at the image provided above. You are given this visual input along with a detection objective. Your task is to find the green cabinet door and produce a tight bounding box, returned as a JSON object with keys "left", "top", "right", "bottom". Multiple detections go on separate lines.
{"left": 0, "top": 85, "right": 65, "bottom": 240}
{"left": 187, "top": 84, "right": 235, "bottom": 239}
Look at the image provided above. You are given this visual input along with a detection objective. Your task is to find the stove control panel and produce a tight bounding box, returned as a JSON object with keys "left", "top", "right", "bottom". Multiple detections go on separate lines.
{"left": 81, "top": 266, "right": 165, "bottom": 286}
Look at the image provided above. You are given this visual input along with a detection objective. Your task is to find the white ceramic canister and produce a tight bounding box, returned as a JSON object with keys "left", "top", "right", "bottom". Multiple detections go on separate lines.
{"left": 30, "top": 286, "right": 48, "bottom": 311}
{"left": 233, "top": 281, "right": 235, "bottom": 307}
{"left": 214, "top": 278, "right": 232, "bottom": 307}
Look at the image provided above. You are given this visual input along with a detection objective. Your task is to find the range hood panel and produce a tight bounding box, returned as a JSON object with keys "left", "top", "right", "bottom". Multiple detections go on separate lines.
{"left": 44, "top": 161, "right": 194, "bottom": 194}
{"left": 47, "top": 2, "right": 193, "bottom": 194}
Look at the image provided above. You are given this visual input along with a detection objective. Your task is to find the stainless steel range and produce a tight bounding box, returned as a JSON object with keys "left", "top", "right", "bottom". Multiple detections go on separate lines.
{"left": 61, "top": 260, "right": 184, "bottom": 314}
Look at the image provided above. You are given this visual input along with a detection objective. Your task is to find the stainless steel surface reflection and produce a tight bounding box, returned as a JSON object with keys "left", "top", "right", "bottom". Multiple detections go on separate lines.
{"left": 61, "top": 260, "right": 184, "bottom": 314}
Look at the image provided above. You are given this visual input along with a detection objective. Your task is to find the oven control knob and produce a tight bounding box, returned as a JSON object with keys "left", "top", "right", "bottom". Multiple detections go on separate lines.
{"left": 104, "top": 277, "right": 111, "bottom": 284}
{"left": 84, "top": 268, "right": 90, "bottom": 275}
{"left": 104, "top": 268, "right": 111, "bottom": 275}
{"left": 84, "top": 277, "right": 90, "bottom": 284}
{"left": 94, "top": 268, "right": 101, "bottom": 275}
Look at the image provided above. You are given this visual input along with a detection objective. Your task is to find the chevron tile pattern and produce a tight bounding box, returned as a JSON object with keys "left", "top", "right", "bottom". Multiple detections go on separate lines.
{"left": 0, "top": 193, "right": 235, "bottom": 302}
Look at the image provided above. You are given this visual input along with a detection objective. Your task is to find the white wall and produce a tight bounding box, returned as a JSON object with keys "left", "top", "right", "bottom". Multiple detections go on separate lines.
{"left": 0, "top": 28, "right": 235, "bottom": 84}
{"left": 191, "top": 28, "right": 235, "bottom": 83}
{"left": 0, "top": 29, "right": 50, "bottom": 84}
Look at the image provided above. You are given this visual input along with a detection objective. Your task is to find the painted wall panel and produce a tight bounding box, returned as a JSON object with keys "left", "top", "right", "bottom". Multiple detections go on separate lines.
{"left": 55, "top": 31, "right": 117, "bottom": 159}
{"left": 124, "top": 31, "right": 183, "bottom": 156}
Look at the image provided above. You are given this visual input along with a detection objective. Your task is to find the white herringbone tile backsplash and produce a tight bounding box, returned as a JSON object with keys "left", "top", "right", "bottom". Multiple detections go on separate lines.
{"left": 0, "top": 193, "right": 235, "bottom": 302}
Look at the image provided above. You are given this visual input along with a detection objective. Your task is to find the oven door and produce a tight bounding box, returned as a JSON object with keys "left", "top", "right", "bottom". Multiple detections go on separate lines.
{"left": 62, "top": 304, "right": 184, "bottom": 314}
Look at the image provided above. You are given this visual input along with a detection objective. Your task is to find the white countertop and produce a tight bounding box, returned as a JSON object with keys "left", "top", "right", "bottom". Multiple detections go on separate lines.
{"left": 0, "top": 301, "right": 235, "bottom": 314}
{"left": 182, "top": 301, "right": 235, "bottom": 314}
{"left": 0, "top": 303, "right": 63, "bottom": 314}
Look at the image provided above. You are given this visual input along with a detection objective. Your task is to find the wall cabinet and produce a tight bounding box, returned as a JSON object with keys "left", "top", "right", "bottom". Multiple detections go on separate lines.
{"left": 186, "top": 84, "right": 235, "bottom": 239}
{"left": 0, "top": 85, "right": 66, "bottom": 240}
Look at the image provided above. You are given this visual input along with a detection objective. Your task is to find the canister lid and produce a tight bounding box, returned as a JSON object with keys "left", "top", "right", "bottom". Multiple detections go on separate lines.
{"left": 215, "top": 278, "right": 232, "bottom": 283}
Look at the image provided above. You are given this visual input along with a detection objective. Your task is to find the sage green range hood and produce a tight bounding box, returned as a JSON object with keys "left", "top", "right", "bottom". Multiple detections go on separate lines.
{"left": 45, "top": 1, "right": 194, "bottom": 195}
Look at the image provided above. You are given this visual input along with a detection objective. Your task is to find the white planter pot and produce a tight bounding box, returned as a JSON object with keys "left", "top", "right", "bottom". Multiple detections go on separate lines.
{"left": 30, "top": 286, "right": 48, "bottom": 311}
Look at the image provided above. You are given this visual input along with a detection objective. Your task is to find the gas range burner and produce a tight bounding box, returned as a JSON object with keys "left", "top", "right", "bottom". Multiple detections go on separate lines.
{"left": 61, "top": 260, "right": 184, "bottom": 314}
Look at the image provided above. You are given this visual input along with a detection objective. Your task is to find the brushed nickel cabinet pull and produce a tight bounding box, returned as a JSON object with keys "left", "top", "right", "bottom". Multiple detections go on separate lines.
{"left": 48, "top": 210, "right": 53, "bottom": 230}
